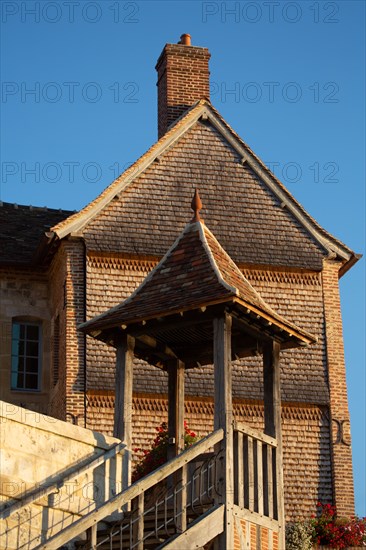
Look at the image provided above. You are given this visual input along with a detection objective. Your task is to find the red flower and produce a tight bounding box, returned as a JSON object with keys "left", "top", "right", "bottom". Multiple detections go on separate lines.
{"left": 132, "top": 421, "right": 199, "bottom": 482}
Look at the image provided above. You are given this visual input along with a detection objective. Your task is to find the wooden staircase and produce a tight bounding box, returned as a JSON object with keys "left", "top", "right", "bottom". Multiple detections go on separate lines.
{"left": 2, "top": 423, "right": 282, "bottom": 549}
{"left": 85, "top": 503, "right": 211, "bottom": 549}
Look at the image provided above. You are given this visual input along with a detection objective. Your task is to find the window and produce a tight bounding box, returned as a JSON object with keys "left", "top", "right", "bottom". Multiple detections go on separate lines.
{"left": 11, "top": 322, "right": 41, "bottom": 391}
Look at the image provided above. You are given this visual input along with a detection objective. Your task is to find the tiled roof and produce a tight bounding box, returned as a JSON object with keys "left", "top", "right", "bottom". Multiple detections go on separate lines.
{"left": 51, "top": 100, "right": 357, "bottom": 274}
{"left": 0, "top": 202, "right": 74, "bottom": 266}
{"left": 80, "top": 214, "right": 315, "bottom": 347}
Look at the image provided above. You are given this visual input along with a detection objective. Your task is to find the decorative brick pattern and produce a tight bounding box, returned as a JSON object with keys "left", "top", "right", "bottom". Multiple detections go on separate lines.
{"left": 322, "top": 260, "right": 355, "bottom": 517}
{"left": 64, "top": 239, "right": 86, "bottom": 423}
{"left": 48, "top": 247, "right": 68, "bottom": 420}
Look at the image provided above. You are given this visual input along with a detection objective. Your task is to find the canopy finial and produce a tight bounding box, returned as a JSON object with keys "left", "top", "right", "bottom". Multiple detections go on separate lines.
{"left": 191, "top": 189, "right": 203, "bottom": 222}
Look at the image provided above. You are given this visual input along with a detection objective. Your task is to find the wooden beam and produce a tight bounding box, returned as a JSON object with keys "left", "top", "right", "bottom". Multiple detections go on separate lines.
{"left": 168, "top": 360, "right": 186, "bottom": 532}
{"left": 233, "top": 504, "right": 279, "bottom": 532}
{"left": 168, "top": 360, "right": 185, "bottom": 457}
{"left": 125, "top": 303, "right": 227, "bottom": 338}
{"left": 113, "top": 334, "right": 135, "bottom": 491}
{"left": 136, "top": 334, "right": 177, "bottom": 360}
{"left": 234, "top": 421, "right": 277, "bottom": 447}
{"left": 213, "top": 313, "right": 234, "bottom": 550}
{"left": 214, "top": 314, "right": 233, "bottom": 433}
{"left": 161, "top": 504, "right": 225, "bottom": 549}
{"left": 263, "top": 340, "right": 285, "bottom": 548}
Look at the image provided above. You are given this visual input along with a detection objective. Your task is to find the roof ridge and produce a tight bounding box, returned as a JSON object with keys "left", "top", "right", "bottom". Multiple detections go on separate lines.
{"left": 200, "top": 222, "right": 281, "bottom": 316}
{"left": 0, "top": 201, "right": 75, "bottom": 213}
{"left": 198, "top": 222, "right": 238, "bottom": 296}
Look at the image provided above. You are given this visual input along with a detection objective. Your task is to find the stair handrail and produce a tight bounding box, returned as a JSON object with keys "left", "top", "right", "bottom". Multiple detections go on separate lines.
{"left": 234, "top": 420, "right": 277, "bottom": 447}
{"left": 0, "top": 441, "right": 126, "bottom": 520}
{"left": 37, "top": 428, "right": 224, "bottom": 550}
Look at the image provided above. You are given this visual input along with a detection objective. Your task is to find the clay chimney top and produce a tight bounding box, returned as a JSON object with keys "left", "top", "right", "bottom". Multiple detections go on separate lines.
{"left": 179, "top": 33, "right": 191, "bottom": 46}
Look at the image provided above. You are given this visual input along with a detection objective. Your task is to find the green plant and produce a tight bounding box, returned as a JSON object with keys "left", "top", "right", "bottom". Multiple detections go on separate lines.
{"left": 285, "top": 521, "right": 313, "bottom": 550}
{"left": 132, "top": 421, "right": 199, "bottom": 482}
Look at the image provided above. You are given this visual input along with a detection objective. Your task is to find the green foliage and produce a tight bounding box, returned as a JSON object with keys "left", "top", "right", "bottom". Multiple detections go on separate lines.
{"left": 285, "top": 521, "right": 313, "bottom": 550}
{"left": 132, "top": 421, "right": 199, "bottom": 482}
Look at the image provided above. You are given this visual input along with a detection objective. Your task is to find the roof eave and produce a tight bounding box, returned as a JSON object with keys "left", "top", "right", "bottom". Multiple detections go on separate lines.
{"left": 233, "top": 297, "right": 317, "bottom": 348}
{"left": 338, "top": 253, "right": 362, "bottom": 278}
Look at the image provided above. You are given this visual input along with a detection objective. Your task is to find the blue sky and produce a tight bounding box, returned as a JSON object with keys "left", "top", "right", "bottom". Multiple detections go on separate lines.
{"left": 1, "top": 0, "right": 365, "bottom": 515}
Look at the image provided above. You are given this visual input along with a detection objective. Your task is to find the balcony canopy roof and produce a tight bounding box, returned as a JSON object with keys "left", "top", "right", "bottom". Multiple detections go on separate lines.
{"left": 79, "top": 191, "right": 316, "bottom": 369}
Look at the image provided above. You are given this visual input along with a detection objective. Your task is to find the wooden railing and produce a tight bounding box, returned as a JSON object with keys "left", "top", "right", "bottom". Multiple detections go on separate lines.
{"left": 3, "top": 423, "right": 281, "bottom": 549}
{"left": 37, "top": 428, "right": 224, "bottom": 549}
{"left": 233, "top": 421, "right": 278, "bottom": 521}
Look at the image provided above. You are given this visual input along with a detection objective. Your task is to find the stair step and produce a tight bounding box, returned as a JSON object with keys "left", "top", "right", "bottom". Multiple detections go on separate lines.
{"left": 74, "top": 504, "right": 211, "bottom": 549}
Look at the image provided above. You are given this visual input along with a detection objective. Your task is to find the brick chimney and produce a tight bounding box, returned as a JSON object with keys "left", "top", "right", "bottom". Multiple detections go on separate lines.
{"left": 155, "top": 34, "right": 211, "bottom": 138}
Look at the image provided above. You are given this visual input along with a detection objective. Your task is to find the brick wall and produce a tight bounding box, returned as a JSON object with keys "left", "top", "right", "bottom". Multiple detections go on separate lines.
{"left": 49, "top": 239, "right": 86, "bottom": 425}
{"left": 322, "top": 259, "right": 355, "bottom": 516}
{"left": 64, "top": 239, "right": 86, "bottom": 425}
{"left": 48, "top": 245, "right": 68, "bottom": 420}
{"left": 156, "top": 43, "right": 211, "bottom": 138}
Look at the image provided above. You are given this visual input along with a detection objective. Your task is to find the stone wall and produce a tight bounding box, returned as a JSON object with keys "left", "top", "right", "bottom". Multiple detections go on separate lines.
{"left": 0, "top": 268, "right": 51, "bottom": 414}
{"left": 0, "top": 400, "right": 122, "bottom": 549}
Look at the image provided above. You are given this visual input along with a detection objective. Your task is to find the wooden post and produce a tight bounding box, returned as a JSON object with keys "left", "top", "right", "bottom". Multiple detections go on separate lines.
{"left": 263, "top": 340, "right": 285, "bottom": 548}
{"left": 113, "top": 333, "right": 135, "bottom": 491}
{"left": 168, "top": 360, "right": 186, "bottom": 532}
{"left": 86, "top": 524, "right": 97, "bottom": 548}
{"left": 168, "top": 360, "right": 185, "bottom": 458}
{"left": 213, "top": 313, "right": 234, "bottom": 550}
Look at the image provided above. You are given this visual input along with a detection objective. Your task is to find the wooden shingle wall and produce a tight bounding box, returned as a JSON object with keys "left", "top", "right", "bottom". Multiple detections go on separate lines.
{"left": 85, "top": 256, "right": 327, "bottom": 404}
{"left": 82, "top": 122, "right": 325, "bottom": 270}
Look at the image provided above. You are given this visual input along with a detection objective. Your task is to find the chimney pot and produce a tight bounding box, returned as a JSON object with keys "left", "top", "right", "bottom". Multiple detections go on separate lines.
{"left": 180, "top": 33, "right": 191, "bottom": 46}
